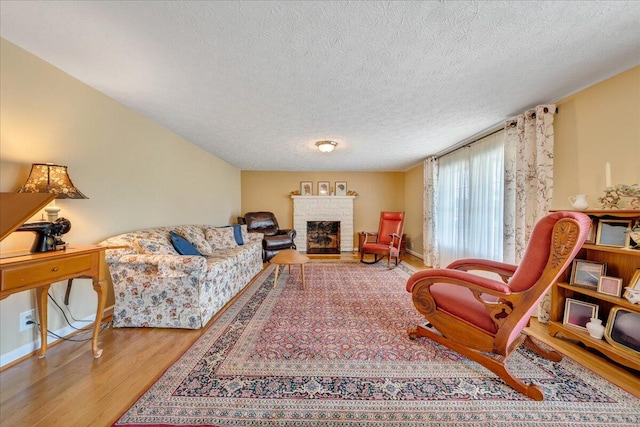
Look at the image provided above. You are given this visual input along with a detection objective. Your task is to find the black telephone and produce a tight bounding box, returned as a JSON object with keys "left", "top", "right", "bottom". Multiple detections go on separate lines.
{"left": 16, "top": 218, "right": 72, "bottom": 252}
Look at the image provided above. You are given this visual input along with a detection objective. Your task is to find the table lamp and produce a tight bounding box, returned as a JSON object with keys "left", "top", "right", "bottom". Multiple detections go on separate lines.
{"left": 18, "top": 163, "right": 88, "bottom": 221}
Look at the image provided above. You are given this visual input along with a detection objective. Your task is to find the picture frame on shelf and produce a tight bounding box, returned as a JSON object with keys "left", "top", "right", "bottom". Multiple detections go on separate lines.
{"left": 300, "top": 181, "right": 313, "bottom": 196}
{"left": 623, "top": 268, "right": 640, "bottom": 302}
{"left": 563, "top": 298, "right": 599, "bottom": 331}
{"left": 628, "top": 268, "right": 640, "bottom": 289}
{"left": 604, "top": 307, "right": 640, "bottom": 356}
{"left": 569, "top": 259, "right": 607, "bottom": 290}
{"left": 597, "top": 276, "right": 623, "bottom": 297}
{"left": 318, "top": 181, "right": 330, "bottom": 196}
{"left": 585, "top": 218, "right": 597, "bottom": 244}
{"left": 596, "top": 219, "right": 632, "bottom": 248}
{"left": 335, "top": 181, "right": 347, "bottom": 196}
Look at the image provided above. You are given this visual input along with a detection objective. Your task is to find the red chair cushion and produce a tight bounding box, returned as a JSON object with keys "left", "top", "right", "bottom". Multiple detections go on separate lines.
{"left": 361, "top": 242, "right": 391, "bottom": 255}
{"left": 430, "top": 283, "right": 498, "bottom": 334}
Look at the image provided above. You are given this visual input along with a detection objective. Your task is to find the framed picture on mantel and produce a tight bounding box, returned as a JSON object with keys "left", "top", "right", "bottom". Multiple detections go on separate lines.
{"left": 335, "top": 181, "right": 347, "bottom": 196}
{"left": 318, "top": 181, "right": 330, "bottom": 196}
{"left": 300, "top": 181, "right": 313, "bottom": 196}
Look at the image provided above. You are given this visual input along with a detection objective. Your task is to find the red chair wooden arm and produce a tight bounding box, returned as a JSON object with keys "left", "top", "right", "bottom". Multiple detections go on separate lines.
{"left": 446, "top": 258, "right": 518, "bottom": 283}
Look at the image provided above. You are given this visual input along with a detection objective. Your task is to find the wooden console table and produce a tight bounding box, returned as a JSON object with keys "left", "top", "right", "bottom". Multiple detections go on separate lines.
{"left": 0, "top": 245, "right": 108, "bottom": 358}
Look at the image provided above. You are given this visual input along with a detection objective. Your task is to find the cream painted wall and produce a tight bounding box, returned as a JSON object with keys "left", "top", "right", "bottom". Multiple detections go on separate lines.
{"left": 0, "top": 39, "right": 241, "bottom": 364}
{"left": 240, "top": 171, "right": 405, "bottom": 250}
{"left": 553, "top": 66, "right": 639, "bottom": 210}
{"left": 403, "top": 164, "right": 424, "bottom": 255}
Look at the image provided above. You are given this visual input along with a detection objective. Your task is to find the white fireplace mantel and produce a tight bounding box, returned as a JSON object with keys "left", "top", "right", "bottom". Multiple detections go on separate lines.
{"left": 292, "top": 196, "right": 355, "bottom": 253}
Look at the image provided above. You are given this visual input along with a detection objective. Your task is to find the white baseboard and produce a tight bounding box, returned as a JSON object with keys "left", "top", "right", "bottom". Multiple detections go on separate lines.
{"left": 406, "top": 249, "right": 423, "bottom": 259}
{"left": 0, "top": 312, "right": 98, "bottom": 368}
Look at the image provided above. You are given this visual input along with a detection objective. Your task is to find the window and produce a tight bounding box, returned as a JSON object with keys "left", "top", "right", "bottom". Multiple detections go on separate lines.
{"left": 436, "top": 130, "right": 505, "bottom": 268}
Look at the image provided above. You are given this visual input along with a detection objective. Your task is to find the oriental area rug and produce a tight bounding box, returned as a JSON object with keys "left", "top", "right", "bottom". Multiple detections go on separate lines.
{"left": 114, "top": 260, "right": 640, "bottom": 427}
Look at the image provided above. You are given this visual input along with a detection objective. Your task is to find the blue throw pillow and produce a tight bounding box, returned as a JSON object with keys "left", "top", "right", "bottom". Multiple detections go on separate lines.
{"left": 170, "top": 231, "right": 202, "bottom": 256}
{"left": 232, "top": 224, "right": 244, "bottom": 245}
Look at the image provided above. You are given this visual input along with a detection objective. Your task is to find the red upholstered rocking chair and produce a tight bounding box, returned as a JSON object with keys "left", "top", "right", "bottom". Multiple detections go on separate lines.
{"left": 360, "top": 211, "right": 405, "bottom": 268}
{"left": 406, "top": 211, "right": 591, "bottom": 400}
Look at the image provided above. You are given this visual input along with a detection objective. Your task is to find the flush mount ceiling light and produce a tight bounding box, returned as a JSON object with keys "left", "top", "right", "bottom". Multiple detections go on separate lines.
{"left": 315, "top": 140, "right": 338, "bottom": 153}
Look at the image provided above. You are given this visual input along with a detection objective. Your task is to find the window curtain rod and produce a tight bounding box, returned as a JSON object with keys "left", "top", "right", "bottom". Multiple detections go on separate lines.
{"left": 433, "top": 126, "right": 503, "bottom": 160}
{"left": 433, "top": 106, "right": 559, "bottom": 160}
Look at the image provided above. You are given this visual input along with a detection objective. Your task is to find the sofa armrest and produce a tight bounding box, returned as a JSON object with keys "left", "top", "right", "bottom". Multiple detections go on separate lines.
{"left": 244, "top": 232, "right": 264, "bottom": 244}
{"left": 103, "top": 245, "right": 138, "bottom": 264}
{"left": 117, "top": 253, "right": 207, "bottom": 277}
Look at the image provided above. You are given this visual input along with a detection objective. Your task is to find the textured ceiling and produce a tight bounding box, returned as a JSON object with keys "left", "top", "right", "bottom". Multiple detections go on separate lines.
{"left": 1, "top": 1, "right": 639, "bottom": 172}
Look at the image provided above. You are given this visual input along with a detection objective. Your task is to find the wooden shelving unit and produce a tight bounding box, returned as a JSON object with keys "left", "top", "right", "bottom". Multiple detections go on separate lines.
{"left": 549, "top": 210, "right": 640, "bottom": 371}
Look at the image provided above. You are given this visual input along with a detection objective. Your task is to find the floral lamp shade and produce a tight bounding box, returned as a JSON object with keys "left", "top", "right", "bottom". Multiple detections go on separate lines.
{"left": 18, "top": 163, "right": 88, "bottom": 199}
{"left": 18, "top": 163, "right": 87, "bottom": 221}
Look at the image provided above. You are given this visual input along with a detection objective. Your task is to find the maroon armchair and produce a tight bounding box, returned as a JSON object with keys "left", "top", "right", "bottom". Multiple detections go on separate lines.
{"left": 406, "top": 211, "right": 591, "bottom": 400}
{"left": 360, "top": 211, "right": 405, "bottom": 268}
{"left": 240, "top": 212, "right": 296, "bottom": 262}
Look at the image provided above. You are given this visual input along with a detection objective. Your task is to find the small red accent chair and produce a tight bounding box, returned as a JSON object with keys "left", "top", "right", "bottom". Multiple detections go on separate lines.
{"left": 406, "top": 211, "right": 591, "bottom": 400}
{"left": 360, "top": 211, "right": 405, "bottom": 268}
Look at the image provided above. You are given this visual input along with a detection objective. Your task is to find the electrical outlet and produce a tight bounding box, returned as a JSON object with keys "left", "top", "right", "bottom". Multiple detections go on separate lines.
{"left": 19, "top": 309, "right": 36, "bottom": 332}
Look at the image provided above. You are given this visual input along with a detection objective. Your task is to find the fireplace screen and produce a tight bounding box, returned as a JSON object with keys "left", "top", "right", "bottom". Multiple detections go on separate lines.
{"left": 306, "top": 221, "right": 340, "bottom": 254}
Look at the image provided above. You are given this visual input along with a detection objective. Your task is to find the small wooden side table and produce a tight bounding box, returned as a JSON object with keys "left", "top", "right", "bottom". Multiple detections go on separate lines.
{"left": 270, "top": 249, "right": 310, "bottom": 289}
{"left": 0, "top": 245, "right": 108, "bottom": 358}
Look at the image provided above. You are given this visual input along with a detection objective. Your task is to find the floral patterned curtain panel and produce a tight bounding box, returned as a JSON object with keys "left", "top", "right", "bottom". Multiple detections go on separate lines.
{"left": 503, "top": 104, "right": 556, "bottom": 264}
{"left": 423, "top": 157, "right": 437, "bottom": 267}
{"left": 504, "top": 104, "right": 556, "bottom": 322}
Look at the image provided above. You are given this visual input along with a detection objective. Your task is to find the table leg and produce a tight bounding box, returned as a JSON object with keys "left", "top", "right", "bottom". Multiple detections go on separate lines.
{"left": 91, "top": 276, "right": 107, "bottom": 358}
{"left": 64, "top": 278, "right": 73, "bottom": 305}
{"left": 273, "top": 265, "right": 280, "bottom": 288}
{"left": 35, "top": 284, "right": 51, "bottom": 358}
{"left": 301, "top": 264, "right": 305, "bottom": 290}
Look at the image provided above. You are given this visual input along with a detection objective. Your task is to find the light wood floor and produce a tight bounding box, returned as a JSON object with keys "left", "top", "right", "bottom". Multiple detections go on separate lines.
{"left": 1, "top": 254, "right": 638, "bottom": 427}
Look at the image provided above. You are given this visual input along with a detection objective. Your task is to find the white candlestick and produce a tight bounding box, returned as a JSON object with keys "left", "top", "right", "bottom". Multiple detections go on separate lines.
{"left": 605, "top": 162, "right": 611, "bottom": 188}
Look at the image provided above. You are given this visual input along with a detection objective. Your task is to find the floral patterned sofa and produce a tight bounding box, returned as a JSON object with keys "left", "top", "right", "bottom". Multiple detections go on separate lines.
{"left": 99, "top": 224, "right": 263, "bottom": 329}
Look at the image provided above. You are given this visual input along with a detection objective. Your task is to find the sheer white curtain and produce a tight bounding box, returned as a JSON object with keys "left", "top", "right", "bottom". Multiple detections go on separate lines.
{"left": 435, "top": 131, "right": 505, "bottom": 268}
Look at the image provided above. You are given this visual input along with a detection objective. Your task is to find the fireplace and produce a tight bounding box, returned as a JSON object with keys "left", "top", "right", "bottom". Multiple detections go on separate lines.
{"left": 306, "top": 221, "right": 340, "bottom": 254}
{"left": 292, "top": 195, "right": 355, "bottom": 253}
